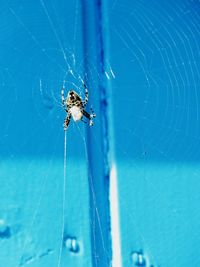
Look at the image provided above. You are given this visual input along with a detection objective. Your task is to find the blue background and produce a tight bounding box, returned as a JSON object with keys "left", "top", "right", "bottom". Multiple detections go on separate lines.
{"left": 0, "top": 0, "right": 200, "bottom": 266}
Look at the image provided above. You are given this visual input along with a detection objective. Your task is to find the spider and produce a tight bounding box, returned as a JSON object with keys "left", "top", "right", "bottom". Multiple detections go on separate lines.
{"left": 61, "top": 84, "right": 96, "bottom": 130}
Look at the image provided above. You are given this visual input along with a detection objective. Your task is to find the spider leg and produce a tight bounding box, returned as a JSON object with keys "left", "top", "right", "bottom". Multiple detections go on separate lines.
{"left": 83, "top": 110, "right": 90, "bottom": 120}
{"left": 90, "top": 107, "right": 96, "bottom": 118}
{"left": 82, "top": 83, "right": 89, "bottom": 107}
{"left": 63, "top": 113, "right": 71, "bottom": 130}
{"left": 83, "top": 110, "right": 95, "bottom": 126}
{"left": 81, "top": 118, "right": 87, "bottom": 124}
{"left": 61, "top": 88, "right": 65, "bottom": 106}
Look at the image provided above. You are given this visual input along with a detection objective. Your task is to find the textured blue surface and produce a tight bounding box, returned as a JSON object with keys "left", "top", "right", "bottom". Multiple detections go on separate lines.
{"left": 0, "top": 1, "right": 93, "bottom": 266}
{"left": 1, "top": 0, "right": 200, "bottom": 267}
{"left": 107, "top": 0, "right": 200, "bottom": 266}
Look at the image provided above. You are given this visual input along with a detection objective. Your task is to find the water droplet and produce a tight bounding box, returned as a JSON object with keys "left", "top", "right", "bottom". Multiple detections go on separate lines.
{"left": 131, "top": 251, "right": 146, "bottom": 266}
{"left": 19, "top": 254, "right": 35, "bottom": 266}
{"left": 0, "top": 219, "right": 11, "bottom": 239}
{"left": 65, "top": 237, "right": 80, "bottom": 253}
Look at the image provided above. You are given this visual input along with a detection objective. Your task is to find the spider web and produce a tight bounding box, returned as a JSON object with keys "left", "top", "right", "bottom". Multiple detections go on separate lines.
{"left": 1, "top": 0, "right": 200, "bottom": 267}
{"left": 107, "top": 0, "right": 200, "bottom": 267}
{"left": 0, "top": 0, "right": 107, "bottom": 266}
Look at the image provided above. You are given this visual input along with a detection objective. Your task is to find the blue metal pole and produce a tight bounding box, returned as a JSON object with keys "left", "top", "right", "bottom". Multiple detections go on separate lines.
{"left": 81, "top": 0, "right": 112, "bottom": 266}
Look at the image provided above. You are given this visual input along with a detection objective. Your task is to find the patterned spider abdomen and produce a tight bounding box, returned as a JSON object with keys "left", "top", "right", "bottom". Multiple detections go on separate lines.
{"left": 69, "top": 106, "right": 83, "bottom": 121}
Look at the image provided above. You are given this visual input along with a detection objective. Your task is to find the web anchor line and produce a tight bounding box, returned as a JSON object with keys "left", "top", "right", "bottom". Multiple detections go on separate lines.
{"left": 57, "top": 130, "right": 67, "bottom": 267}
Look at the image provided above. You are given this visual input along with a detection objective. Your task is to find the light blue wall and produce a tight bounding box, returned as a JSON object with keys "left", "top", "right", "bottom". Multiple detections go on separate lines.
{"left": 107, "top": 0, "right": 200, "bottom": 266}
{"left": 0, "top": 1, "right": 93, "bottom": 266}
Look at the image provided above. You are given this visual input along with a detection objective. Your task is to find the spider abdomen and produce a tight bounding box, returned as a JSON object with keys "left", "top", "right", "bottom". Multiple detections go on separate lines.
{"left": 69, "top": 106, "right": 83, "bottom": 121}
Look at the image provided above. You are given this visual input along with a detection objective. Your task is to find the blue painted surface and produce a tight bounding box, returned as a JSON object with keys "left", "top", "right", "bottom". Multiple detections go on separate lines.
{"left": 107, "top": 0, "right": 200, "bottom": 266}
{"left": 81, "top": 1, "right": 112, "bottom": 266}
{"left": 0, "top": 1, "right": 93, "bottom": 266}
{"left": 1, "top": 0, "right": 200, "bottom": 266}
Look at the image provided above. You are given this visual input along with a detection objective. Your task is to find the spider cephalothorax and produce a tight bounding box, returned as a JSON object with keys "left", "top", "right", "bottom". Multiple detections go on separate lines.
{"left": 61, "top": 85, "right": 96, "bottom": 130}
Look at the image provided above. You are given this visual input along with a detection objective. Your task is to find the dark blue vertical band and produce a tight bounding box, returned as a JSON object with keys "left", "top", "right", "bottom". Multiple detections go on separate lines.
{"left": 81, "top": 0, "right": 112, "bottom": 266}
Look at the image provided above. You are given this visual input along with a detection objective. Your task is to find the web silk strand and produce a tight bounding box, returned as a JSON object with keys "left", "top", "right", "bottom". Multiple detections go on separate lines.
{"left": 57, "top": 130, "right": 67, "bottom": 267}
